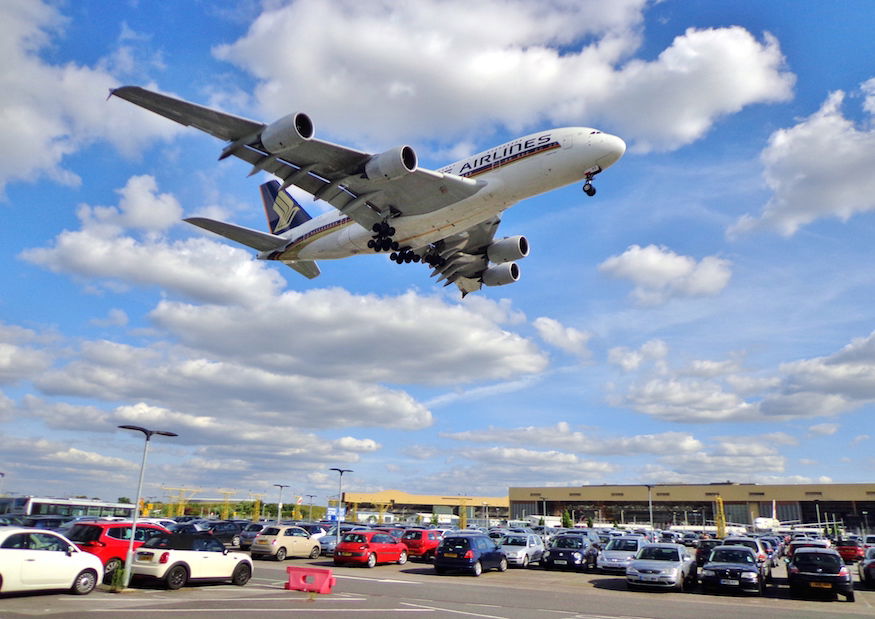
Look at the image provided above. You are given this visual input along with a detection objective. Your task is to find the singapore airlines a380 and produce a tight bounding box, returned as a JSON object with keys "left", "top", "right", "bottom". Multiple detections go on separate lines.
{"left": 111, "top": 86, "right": 625, "bottom": 296}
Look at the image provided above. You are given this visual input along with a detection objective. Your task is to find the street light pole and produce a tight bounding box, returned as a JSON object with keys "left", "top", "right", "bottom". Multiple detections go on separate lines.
{"left": 273, "top": 484, "right": 289, "bottom": 524}
{"left": 117, "top": 425, "right": 177, "bottom": 588}
{"left": 863, "top": 511, "right": 869, "bottom": 537}
{"left": 306, "top": 494, "right": 317, "bottom": 521}
{"left": 329, "top": 468, "right": 352, "bottom": 550}
{"left": 646, "top": 484, "right": 654, "bottom": 537}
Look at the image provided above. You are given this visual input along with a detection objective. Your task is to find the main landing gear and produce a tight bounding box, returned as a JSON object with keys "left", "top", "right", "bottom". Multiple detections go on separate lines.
{"left": 367, "top": 221, "right": 399, "bottom": 252}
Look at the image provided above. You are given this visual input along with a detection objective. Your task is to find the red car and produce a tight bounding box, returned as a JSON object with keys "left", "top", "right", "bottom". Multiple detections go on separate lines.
{"left": 333, "top": 530, "right": 408, "bottom": 568}
{"left": 835, "top": 539, "right": 865, "bottom": 563}
{"left": 400, "top": 528, "right": 444, "bottom": 561}
{"left": 65, "top": 521, "right": 169, "bottom": 582}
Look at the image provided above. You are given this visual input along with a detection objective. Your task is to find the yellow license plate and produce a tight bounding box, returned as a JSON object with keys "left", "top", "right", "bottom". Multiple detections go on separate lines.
{"left": 339, "top": 551, "right": 352, "bottom": 556}
{"left": 444, "top": 552, "right": 457, "bottom": 558}
{"left": 809, "top": 582, "right": 832, "bottom": 589}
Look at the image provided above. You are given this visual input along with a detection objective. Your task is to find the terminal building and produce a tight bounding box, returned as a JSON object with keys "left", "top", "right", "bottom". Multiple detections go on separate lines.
{"left": 342, "top": 490, "right": 508, "bottom": 525}
{"left": 509, "top": 482, "right": 875, "bottom": 531}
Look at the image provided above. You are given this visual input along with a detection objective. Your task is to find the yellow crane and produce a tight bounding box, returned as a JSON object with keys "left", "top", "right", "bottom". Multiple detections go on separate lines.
{"left": 249, "top": 492, "right": 266, "bottom": 520}
{"left": 217, "top": 489, "right": 237, "bottom": 520}
{"left": 163, "top": 486, "right": 201, "bottom": 517}
{"left": 715, "top": 496, "right": 727, "bottom": 539}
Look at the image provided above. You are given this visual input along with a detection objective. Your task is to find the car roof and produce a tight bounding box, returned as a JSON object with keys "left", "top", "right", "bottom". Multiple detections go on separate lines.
{"left": 714, "top": 545, "right": 755, "bottom": 552}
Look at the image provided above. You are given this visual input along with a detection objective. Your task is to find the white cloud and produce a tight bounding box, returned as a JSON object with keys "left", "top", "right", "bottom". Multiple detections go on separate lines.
{"left": 533, "top": 317, "right": 591, "bottom": 360}
{"left": 730, "top": 83, "right": 875, "bottom": 236}
{"left": 599, "top": 245, "right": 731, "bottom": 305}
{"left": 623, "top": 377, "right": 757, "bottom": 422}
{"left": 90, "top": 309, "right": 129, "bottom": 328}
{"left": 0, "top": 342, "right": 52, "bottom": 385}
{"left": 808, "top": 423, "right": 839, "bottom": 436}
{"left": 608, "top": 339, "right": 668, "bottom": 372}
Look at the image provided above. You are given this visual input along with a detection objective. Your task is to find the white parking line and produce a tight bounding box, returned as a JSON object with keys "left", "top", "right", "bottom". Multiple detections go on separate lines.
{"left": 401, "top": 602, "right": 507, "bottom": 618}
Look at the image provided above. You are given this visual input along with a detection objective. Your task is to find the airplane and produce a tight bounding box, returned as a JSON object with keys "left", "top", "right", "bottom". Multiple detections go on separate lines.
{"left": 110, "top": 86, "right": 625, "bottom": 295}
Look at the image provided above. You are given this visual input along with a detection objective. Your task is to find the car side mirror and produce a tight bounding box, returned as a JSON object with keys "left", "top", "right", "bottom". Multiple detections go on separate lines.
{"left": 66, "top": 546, "right": 74, "bottom": 557}
{"left": 223, "top": 548, "right": 229, "bottom": 555}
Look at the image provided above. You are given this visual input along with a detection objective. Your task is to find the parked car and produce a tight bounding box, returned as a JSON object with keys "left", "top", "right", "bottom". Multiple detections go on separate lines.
{"left": 721, "top": 537, "right": 772, "bottom": 581}
{"left": 250, "top": 525, "right": 321, "bottom": 561}
{"left": 542, "top": 534, "right": 597, "bottom": 571}
{"left": 64, "top": 520, "right": 169, "bottom": 583}
{"left": 298, "top": 523, "right": 329, "bottom": 541}
{"left": 858, "top": 547, "right": 875, "bottom": 587}
{"left": 626, "top": 543, "right": 697, "bottom": 592}
{"left": 681, "top": 532, "right": 699, "bottom": 547}
{"left": 700, "top": 545, "right": 765, "bottom": 595}
{"left": 695, "top": 539, "right": 722, "bottom": 566}
{"left": 499, "top": 533, "right": 544, "bottom": 567}
{"left": 597, "top": 536, "right": 647, "bottom": 574}
{"left": 18, "top": 516, "right": 70, "bottom": 531}
{"left": 786, "top": 538, "right": 829, "bottom": 560}
{"left": 863, "top": 535, "right": 875, "bottom": 550}
{"left": 239, "top": 522, "right": 267, "bottom": 550}
{"left": 201, "top": 521, "right": 244, "bottom": 547}
{"left": 787, "top": 546, "right": 854, "bottom": 602}
{"left": 131, "top": 533, "right": 252, "bottom": 589}
{"left": 835, "top": 539, "right": 865, "bottom": 563}
{"left": 433, "top": 532, "right": 507, "bottom": 576}
{"left": 401, "top": 528, "right": 443, "bottom": 561}
{"left": 374, "top": 526, "right": 406, "bottom": 540}
{"left": 333, "top": 530, "right": 408, "bottom": 568}
{"left": 0, "top": 527, "right": 103, "bottom": 595}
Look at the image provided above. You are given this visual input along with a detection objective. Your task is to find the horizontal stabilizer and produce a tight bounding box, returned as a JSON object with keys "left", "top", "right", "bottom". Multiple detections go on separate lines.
{"left": 184, "top": 217, "right": 287, "bottom": 252}
{"left": 284, "top": 260, "right": 321, "bottom": 279}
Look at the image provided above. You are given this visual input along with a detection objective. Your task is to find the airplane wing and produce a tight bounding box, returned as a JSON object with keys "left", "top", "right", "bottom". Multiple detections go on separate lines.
{"left": 110, "top": 86, "right": 485, "bottom": 232}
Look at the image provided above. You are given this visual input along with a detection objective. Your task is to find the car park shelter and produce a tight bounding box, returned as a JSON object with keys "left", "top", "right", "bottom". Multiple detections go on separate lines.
{"left": 341, "top": 490, "right": 508, "bottom": 524}
{"left": 509, "top": 482, "right": 875, "bottom": 530}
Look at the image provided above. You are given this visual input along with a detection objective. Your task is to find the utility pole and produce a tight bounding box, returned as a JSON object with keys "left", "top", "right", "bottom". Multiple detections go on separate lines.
{"left": 306, "top": 494, "right": 317, "bottom": 521}
{"left": 273, "top": 484, "right": 289, "bottom": 523}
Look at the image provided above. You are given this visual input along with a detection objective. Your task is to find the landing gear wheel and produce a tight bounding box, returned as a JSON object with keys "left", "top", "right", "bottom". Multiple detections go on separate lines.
{"left": 583, "top": 182, "right": 596, "bottom": 196}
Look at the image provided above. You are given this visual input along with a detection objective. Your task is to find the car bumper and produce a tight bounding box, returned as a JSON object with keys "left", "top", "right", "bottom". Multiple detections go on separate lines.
{"left": 626, "top": 574, "right": 680, "bottom": 588}
{"left": 249, "top": 544, "right": 277, "bottom": 556}
{"left": 700, "top": 575, "right": 761, "bottom": 593}
{"left": 789, "top": 576, "right": 853, "bottom": 595}
{"left": 333, "top": 552, "right": 368, "bottom": 565}
{"left": 543, "top": 558, "right": 585, "bottom": 570}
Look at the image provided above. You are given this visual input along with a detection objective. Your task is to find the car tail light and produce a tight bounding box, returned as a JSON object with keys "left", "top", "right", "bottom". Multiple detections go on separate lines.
{"left": 788, "top": 565, "right": 798, "bottom": 574}
{"left": 464, "top": 550, "right": 474, "bottom": 559}
{"left": 839, "top": 566, "right": 849, "bottom": 576}
{"left": 159, "top": 552, "right": 170, "bottom": 564}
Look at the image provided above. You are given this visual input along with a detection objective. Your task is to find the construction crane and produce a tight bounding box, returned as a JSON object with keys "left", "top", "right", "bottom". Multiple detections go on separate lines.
{"left": 163, "top": 486, "right": 201, "bottom": 517}
{"left": 217, "top": 489, "right": 237, "bottom": 520}
{"left": 715, "top": 496, "right": 727, "bottom": 539}
{"left": 249, "top": 492, "right": 266, "bottom": 520}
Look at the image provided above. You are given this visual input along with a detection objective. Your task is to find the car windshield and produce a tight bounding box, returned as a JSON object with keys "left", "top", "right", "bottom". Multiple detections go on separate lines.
{"left": 711, "top": 549, "right": 755, "bottom": 564}
{"left": 606, "top": 539, "right": 639, "bottom": 552}
{"left": 342, "top": 533, "right": 368, "bottom": 543}
{"left": 795, "top": 552, "right": 841, "bottom": 572}
{"left": 502, "top": 536, "right": 527, "bottom": 546}
{"left": 553, "top": 537, "right": 584, "bottom": 549}
{"left": 638, "top": 547, "right": 680, "bottom": 561}
{"left": 401, "top": 530, "right": 422, "bottom": 540}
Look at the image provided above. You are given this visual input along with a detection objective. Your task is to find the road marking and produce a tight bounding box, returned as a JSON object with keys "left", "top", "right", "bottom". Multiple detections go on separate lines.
{"left": 334, "top": 574, "right": 421, "bottom": 584}
{"left": 402, "top": 602, "right": 507, "bottom": 618}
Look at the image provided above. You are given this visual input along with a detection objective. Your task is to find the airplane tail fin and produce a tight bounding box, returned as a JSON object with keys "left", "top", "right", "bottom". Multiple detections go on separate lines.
{"left": 260, "top": 180, "right": 312, "bottom": 235}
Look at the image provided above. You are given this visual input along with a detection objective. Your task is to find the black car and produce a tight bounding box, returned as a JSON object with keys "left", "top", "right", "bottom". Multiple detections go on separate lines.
{"left": 700, "top": 546, "right": 764, "bottom": 595}
{"left": 696, "top": 539, "right": 722, "bottom": 566}
{"left": 202, "top": 521, "right": 244, "bottom": 547}
{"left": 542, "top": 534, "right": 597, "bottom": 571}
{"left": 788, "top": 547, "right": 855, "bottom": 602}
{"left": 433, "top": 533, "right": 507, "bottom": 576}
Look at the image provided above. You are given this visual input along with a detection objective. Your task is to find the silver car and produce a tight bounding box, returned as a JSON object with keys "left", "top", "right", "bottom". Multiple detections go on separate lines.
{"left": 626, "top": 543, "right": 697, "bottom": 591}
{"left": 499, "top": 533, "right": 544, "bottom": 568}
{"left": 597, "top": 536, "right": 646, "bottom": 573}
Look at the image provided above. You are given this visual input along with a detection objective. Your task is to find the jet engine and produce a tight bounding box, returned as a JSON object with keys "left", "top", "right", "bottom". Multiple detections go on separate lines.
{"left": 261, "top": 112, "right": 315, "bottom": 154}
{"left": 486, "top": 235, "right": 529, "bottom": 264}
{"left": 482, "top": 262, "right": 520, "bottom": 287}
{"left": 365, "top": 145, "right": 418, "bottom": 181}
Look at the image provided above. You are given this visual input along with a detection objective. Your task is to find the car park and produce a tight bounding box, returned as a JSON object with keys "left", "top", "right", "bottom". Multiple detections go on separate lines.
{"left": 835, "top": 538, "right": 865, "bottom": 563}
{"left": 787, "top": 546, "right": 854, "bottom": 602}
{"left": 0, "top": 527, "right": 103, "bottom": 595}
{"left": 700, "top": 545, "right": 765, "bottom": 595}
{"left": 597, "top": 536, "right": 646, "bottom": 574}
{"left": 499, "top": 533, "right": 544, "bottom": 567}
{"left": 542, "top": 534, "right": 596, "bottom": 571}
{"left": 401, "top": 528, "right": 443, "bottom": 561}
{"left": 695, "top": 539, "right": 722, "bottom": 566}
{"left": 64, "top": 520, "right": 169, "bottom": 583}
{"left": 250, "top": 525, "right": 321, "bottom": 561}
{"left": 785, "top": 538, "right": 829, "bottom": 560}
{"left": 333, "top": 530, "right": 408, "bottom": 568}
{"left": 858, "top": 547, "right": 875, "bottom": 587}
{"left": 201, "top": 521, "right": 244, "bottom": 547}
{"left": 131, "top": 533, "right": 252, "bottom": 589}
{"left": 625, "top": 543, "right": 697, "bottom": 592}
{"left": 720, "top": 537, "right": 771, "bottom": 581}
{"left": 433, "top": 533, "right": 507, "bottom": 576}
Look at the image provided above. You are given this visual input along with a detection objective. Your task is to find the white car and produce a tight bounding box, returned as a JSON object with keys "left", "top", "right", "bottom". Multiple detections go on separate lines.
{"left": 0, "top": 527, "right": 103, "bottom": 595}
{"left": 499, "top": 533, "right": 544, "bottom": 567}
{"left": 597, "top": 536, "right": 646, "bottom": 573}
{"left": 131, "top": 533, "right": 252, "bottom": 589}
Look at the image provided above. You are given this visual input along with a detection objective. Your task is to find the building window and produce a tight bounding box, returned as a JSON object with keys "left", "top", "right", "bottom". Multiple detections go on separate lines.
{"left": 656, "top": 493, "right": 669, "bottom": 497}
{"left": 749, "top": 492, "right": 765, "bottom": 496}
{"left": 611, "top": 493, "right": 624, "bottom": 497}
{"left": 705, "top": 492, "right": 718, "bottom": 496}
{"left": 804, "top": 492, "right": 823, "bottom": 496}
{"left": 569, "top": 493, "right": 581, "bottom": 497}
{"left": 530, "top": 493, "right": 542, "bottom": 497}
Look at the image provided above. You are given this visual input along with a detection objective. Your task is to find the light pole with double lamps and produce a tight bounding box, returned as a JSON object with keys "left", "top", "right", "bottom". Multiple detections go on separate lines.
{"left": 330, "top": 468, "right": 353, "bottom": 549}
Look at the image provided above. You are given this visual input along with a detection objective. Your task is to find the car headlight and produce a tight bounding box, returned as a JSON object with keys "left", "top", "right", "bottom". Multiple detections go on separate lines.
{"left": 627, "top": 567, "right": 639, "bottom": 575}
{"left": 572, "top": 552, "right": 582, "bottom": 560}
{"left": 702, "top": 569, "right": 715, "bottom": 577}
{"left": 741, "top": 571, "right": 758, "bottom": 579}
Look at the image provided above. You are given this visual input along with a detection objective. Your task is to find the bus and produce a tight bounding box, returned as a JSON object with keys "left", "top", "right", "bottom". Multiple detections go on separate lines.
{"left": 0, "top": 496, "right": 135, "bottom": 519}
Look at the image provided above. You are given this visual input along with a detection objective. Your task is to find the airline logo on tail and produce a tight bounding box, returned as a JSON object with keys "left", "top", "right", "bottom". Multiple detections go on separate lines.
{"left": 260, "top": 181, "right": 312, "bottom": 235}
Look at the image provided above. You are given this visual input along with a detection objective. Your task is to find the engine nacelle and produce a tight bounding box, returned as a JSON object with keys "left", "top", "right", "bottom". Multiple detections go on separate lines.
{"left": 365, "top": 145, "right": 418, "bottom": 181}
{"left": 482, "top": 262, "right": 520, "bottom": 287}
{"left": 486, "top": 235, "right": 529, "bottom": 264}
{"left": 261, "top": 112, "right": 315, "bottom": 154}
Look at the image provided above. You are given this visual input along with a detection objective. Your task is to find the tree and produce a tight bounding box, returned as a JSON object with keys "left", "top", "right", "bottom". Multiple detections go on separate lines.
{"left": 117, "top": 497, "right": 132, "bottom": 504}
{"left": 430, "top": 513, "right": 439, "bottom": 525}
{"left": 561, "top": 510, "right": 573, "bottom": 528}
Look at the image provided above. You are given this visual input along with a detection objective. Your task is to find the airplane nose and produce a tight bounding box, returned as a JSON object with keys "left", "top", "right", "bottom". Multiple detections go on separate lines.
{"left": 598, "top": 133, "right": 626, "bottom": 168}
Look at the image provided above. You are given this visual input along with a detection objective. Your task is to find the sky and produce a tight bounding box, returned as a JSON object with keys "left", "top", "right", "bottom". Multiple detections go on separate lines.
{"left": 1, "top": 0, "right": 874, "bottom": 509}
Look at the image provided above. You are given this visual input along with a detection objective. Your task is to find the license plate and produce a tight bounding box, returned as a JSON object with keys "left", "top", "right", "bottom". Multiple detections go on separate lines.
{"left": 443, "top": 552, "right": 457, "bottom": 558}
{"left": 339, "top": 551, "right": 352, "bottom": 556}
{"left": 809, "top": 582, "right": 832, "bottom": 589}
{"left": 554, "top": 559, "right": 567, "bottom": 565}
{"left": 136, "top": 552, "right": 153, "bottom": 561}
{"left": 720, "top": 579, "right": 739, "bottom": 585}
{"left": 642, "top": 575, "right": 659, "bottom": 582}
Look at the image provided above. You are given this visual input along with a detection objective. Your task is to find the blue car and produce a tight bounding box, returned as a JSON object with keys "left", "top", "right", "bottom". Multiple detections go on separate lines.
{"left": 433, "top": 533, "right": 507, "bottom": 576}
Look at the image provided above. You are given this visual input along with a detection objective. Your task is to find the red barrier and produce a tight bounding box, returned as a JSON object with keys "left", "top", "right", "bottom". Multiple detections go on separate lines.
{"left": 284, "top": 566, "right": 336, "bottom": 594}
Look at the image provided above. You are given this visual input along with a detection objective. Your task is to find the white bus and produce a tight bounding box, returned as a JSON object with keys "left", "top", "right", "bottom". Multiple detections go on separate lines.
{"left": 0, "top": 496, "right": 135, "bottom": 519}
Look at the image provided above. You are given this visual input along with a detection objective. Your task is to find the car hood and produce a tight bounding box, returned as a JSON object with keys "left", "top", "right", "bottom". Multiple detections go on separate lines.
{"left": 601, "top": 550, "right": 635, "bottom": 560}
{"left": 702, "top": 561, "right": 758, "bottom": 572}
{"left": 629, "top": 559, "right": 681, "bottom": 571}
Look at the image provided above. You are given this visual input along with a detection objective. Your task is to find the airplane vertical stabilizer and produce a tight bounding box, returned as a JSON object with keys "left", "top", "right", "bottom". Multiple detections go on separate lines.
{"left": 260, "top": 180, "right": 312, "bottom": 235}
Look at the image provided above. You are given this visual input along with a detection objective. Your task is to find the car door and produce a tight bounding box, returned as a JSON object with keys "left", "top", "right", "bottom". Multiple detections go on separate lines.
{"left": 292, "top": 528, "right": 314, "bottom": 555}
{"left": 18, "top": 532, "right": 79, "bottom": 587}
{"left": 192, "top": 536, "right": 230, "bottom": 578}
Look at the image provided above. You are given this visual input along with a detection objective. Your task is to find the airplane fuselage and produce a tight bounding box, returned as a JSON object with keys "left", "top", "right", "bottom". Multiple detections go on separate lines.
{"left": 264, "top": 127, "right": 625, "bottom": 262}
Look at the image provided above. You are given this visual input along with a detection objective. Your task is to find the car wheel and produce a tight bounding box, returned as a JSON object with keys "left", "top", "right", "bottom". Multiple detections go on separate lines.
{"left": 472, "top": 561, "right": 482, "bottom": 577}
{"left": 71, "top": 569, "right": 98, "bottom": 595}
{"left": 846, "top": 590, "right": 856, "bottom": 603}
{"left": 231, "top": 535, "right": 241, "bottom": 547}
{"left": 275, "top": 547, "right": 287, "bottom": 561}
{"left": 309, "top": 546, "right": 320, "bottom": 559}
{"left": 521, "top": 555, "right": 529, "bottom": 568}
{"left": 497, "top": 557, "right": 508, "bottom": 572}
{"left": 250, "top": 553, "right": 261, "bottom": 560}
{"left": 397, "top": 550, "right": 408, "bottom": 565}
{"left": 434, "top": 566, "right": 446, "bottom": 575}
{"left": 367, "top": 553, "right": 377, "bottom": 568}
{"left": 231, "top": 562, "right": 252, "bottom": 586}
{"left": 103, "top": 557, "right": 123, "bottom": 584}
{"left": 676, "top": 575, "right": 685, "bottom": 592}
{"left": 425, "top": 550, "right": 434, "bottom": 563}
{"left": 165, "top": 565, "right": 188, "bottom": 590}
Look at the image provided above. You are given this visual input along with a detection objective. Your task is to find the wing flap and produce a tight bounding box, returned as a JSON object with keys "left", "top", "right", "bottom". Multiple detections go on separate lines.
{"left": 184, "top": 217, "right": 287, "bottom": 252}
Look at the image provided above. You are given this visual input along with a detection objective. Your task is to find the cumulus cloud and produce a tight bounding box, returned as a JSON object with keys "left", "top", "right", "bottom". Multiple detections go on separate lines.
{"left": 730, "top": 82, "right": 875, "bottom": 236}
{"left": 533, "top": 317, "right": 591, "bottom": 360}
{"left": 609, "top": 339, "right": 668, "bottom": 372}
{"left": 599, "top": 245, "right": 732, "bottom": 305}
{"left": 212, "top": 2, "right": 792, "bottom": 153}
{"left": 808, "top": 423, "right": 839, "bottom": 436}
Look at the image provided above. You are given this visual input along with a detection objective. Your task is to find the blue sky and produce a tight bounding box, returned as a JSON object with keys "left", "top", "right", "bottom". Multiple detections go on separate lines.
{"left": 1, "top": 0, "right": 874, "bottom": 507}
